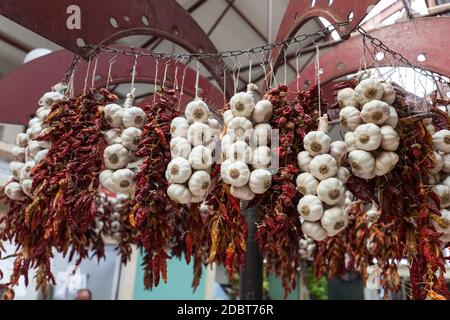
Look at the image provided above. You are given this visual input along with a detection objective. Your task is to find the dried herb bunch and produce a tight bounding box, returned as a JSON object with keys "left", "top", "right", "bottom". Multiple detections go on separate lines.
{"left": 0, "top": 88, "right": 116, "bottom": 299}
{"left": 254, "top": 84, "right": 324, "bottom": 296}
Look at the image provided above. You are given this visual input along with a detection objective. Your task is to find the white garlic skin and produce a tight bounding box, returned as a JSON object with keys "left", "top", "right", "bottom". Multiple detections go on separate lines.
{"left": 353, "top": 123, "right": 382, "bottom": 151}
{"left": 19, "top": 160, "right": 35, "bottom": 181}
{"left": 185, "top": 99, "right": 209, "bottom": 124}
{"left": 123, "top": 107, "right": 146, "bottom": 129}
{"left": 230, "top": 92, "right": 254, "bottom": 118}
{"left": 251, "top": 100, "right": 273, "bottom": 123}
{"left": 121, "top": 127, "right": 142, "bottom": 151}
{"left": 13, "top": 146, "right": 26, "bottom": 162}
{"left": 166, "top": 157, "right": 192, "bottom": 184}
{"left": 249, "top": 169, "right": 272, "bottom": 194}
{"left": 167, "top": 184, "right": 192, "bottom": 204}
{"left": 187, "top": 123, "right": 212, "bottom": 146}
{"left": 432, "top": 184, "right": 450, "bottom": 208}
{"left": 384, "top": 107, "right": 398, "bottom": 128}
{"left": 309, "top": 154, "right": 338, "bottom": 181}
{"left": 188, "top": 170, "right": 211, "bottom": 196}
{"left": 21, "top": 179, "right": 34, "bottom": 199}
{"left": 381, "top": 82, "right": 396, "bottom": 105}
{"left": 226, "top": 117, "right": 253, "bottom": 142}
{"left": 373, "top": 151, "right": 399, "bottom": 176}
{"left": 10, "top": 161, "right": 24, "bottom": 181}
{"left": 337, "top": 87, "right": 359, "bottom": 109}
{"left": 301, "top": 221, "right": 327, "bottom": 241}
{"left": 348, "top": 150, "right": 375, "bottom": 179}
{"left": 104, "top": 128, "right": 122, "bottom": 145}
{"left": 433, "top": 130, "right": 450, "bottom": 153}
{"left": 170, "top": 136, "right": 192, "bottom": 159}
{"left": 252, "top": 146, "right": 272, "bottom": 169}
{"left": 336, "top": 166, "right": 350, "bottom": 184}
{"left": 328, "top": 141, "right": 347, "bottom": 165}
{"left": 223, "top": 110, "right": 234, "bottom": 126}
{"left": 39, "top": 91, "right": 64, "bottom": 108}
{"left": 222, "top": 161, "right": 250, "bottom": 187}
{"left": 316, "top": 177, "right": 345, "bottom": 206}
{"left": 34, "top": 149, "right": 49, "bottom": 163}
{"left": 4, "top": 181, "right": 27, "bottom": 201}
{"left": 111, "top": 169, "right": 134, "bottom": 193}
{"left": 221, "top": 134, "right": 233, "bottom": 158}
{"left": 297, "top": 151, "right": 313, "bottom": 173}
{"left": 99, "top": 169, "right": 115, "bottom": 191}
{"left": 188, "top": 145, "right": 213, "bottom": 170}
{"left": 321, "top": 207, "right": 348, "bottom": 235}
{"left": 170, "top": 117, "right": 190, "bottom": 138}
{"left": 15, "top": 133, "right": 28, "bottom": 148}
{"left": 344, "top": 132, "right": 356, "bottom": 152}
{"left": 339, "top": 106, "right": 361, "bottom": 132}
{"left": 360, "top": 100, "right": 390, "bottom": 125}
{"left": 104, "top": 144, "right": 129, "bottom": 170}
{"left": 380, "top": 125, "right": 400, "bottom": 151}
{"left": 297, "top": 195, "right": 324, "bottom": 221}
{"left": 441, "top": 153, "right": 450, "bottom": 173}
{"left": 226, "top": 141, "right": 252, "bottom": 163}
{"left": 250, "top": 123, "right": 272, "bottom": 147}
{"left": 296, "top": 172, "right": 319, "bottom": 196}
{"left": 354, "top": 78, "right": 384, "bottom": 105}
{"left": 230, "top": 185, "right": 255, "bottom": 201}
{"left": 303, "top": 131, "right": 331, "bottom": 156}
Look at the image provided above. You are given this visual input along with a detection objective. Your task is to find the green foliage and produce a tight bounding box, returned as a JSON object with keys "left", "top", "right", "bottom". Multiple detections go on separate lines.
{"left": 305, "top": 266, "right": 328, "bottom": 300}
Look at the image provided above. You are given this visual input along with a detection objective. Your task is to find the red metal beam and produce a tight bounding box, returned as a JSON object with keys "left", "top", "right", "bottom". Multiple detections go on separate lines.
{"left": 0, "top": 46, "right": 225, "bottom": 125}
{"left": 292, "top": 17, "right": 450, "bottom": 90}
{"left": 360, "top": 1, "right": 405, "bottom": 30}
{"left": 0, "top": 0, "right": 233, "bottom": 97}
{"left": 270, "top": 0, "right": 381, "bottom": 73}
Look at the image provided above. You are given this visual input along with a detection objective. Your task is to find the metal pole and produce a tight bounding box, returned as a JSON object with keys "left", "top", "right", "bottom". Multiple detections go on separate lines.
{"left": 240, "top": 206, "right": 263, "bottom": 300}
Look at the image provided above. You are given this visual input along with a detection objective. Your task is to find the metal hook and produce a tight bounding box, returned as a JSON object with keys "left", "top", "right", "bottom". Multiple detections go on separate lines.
{"left": 153, "top": 58, "right": 159, "bottom": 102}
{"left": 106, "top": 54, "right": 117, "bottom": 89}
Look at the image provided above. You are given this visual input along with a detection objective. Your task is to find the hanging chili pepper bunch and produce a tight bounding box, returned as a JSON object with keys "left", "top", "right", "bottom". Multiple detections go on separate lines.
{"left": 253, "top": 84, "right": 326, "bottom": 296}
{"left": 332, "top": 77, "right": 450, "bottom": 299}
{"left": 0, "top": 87, "right": 116, "bottom": 299}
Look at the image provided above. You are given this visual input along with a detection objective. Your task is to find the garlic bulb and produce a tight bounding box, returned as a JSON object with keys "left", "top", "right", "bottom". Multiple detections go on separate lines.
{"left": 381, "top": 82, "right": 396, "bottom": 105}
{"left": 226, "top": 141, "right": 252, "bottom": 163}
{"left": 354, "top": 123, "right": 382, "bottom": 151}
{"left": 252, "top": 146, "right": 272, "bottom": 169}
{"left": 223, "top": 110, "right": 233, "bottom": 126}
{"left": 251, "top": 100, "right": 273, "bottom": 123}
{"left": 344, "top": 132, "right": 356, "bottom": 152}
{"left": 191, "top": 194, "right": 206, "bottom": 203}
{"left": 432, "top": 184, "right": 450, "bottom": 208}
{"left": 231, "top": 185, "right": 255, "bottom": 201}
{"left": 433, "top": 130, "right": 450, "bottom": 153}
{"left": 187, "top": 123, "right": 212, "bottom": 146}
{"left": 360, "top": 100, "right": 390, "bottom": 125}
{"left": 309, "top": 154, "right": 338, "bottom": 181}
{"left": 297, "top": 195, "right": 324, "bottom": 221}
{"left": 34, "top": 149, "right": 49, "bottom": 163}
{"left": 355, "top": 78, "right": 384, "bottom": 105}
{"left": 227, "top": 117, "right": 253, "bottom": 142}
{"left": 348, "top": 150, "right": 375, "bottom": 179}
{"left": 39, "top": 91, "right": 64, "bottom": 108}
{"left": 104, "top": 129, "right": 121, "bottom": 145}
{"left": 320, "top": 207, "right": 348, "bottom": 234}
{"left": 111, "top": 169, "right": 134, "bottom": 193}
{"left": 10, "top": 161, "right": 24, "bottom": 181}
{"left": 27, "top": 141, "right": 42, "bottom": 158}
{"left": 373, "top": 151, "right": 399, "bottom": 176}
{"left": 19, "top": 161, "right": 35, "bottom": 180}
{"left": 170, "top": 136, "right": 192, "bottom": 159}
{"left": 121, "top": 127, "right": 142, "bottom": 151}
{"left": 4, "top": 181, "right": 26, "bottom": 201}
{"left": 249, "top": 169, "right": 272, "bottom": 194}
{"left": 250, "top": 123, "right": 271, "bottom": 147}
{"left": 336, "top": 166, "right": 350, "bottom": 184}
{"left": 384, "top": 106, "right": 398, "bottom": 128}
{"left": 221, "top": 134, "right": 233, "bottom": 157}
{"left": 104, "top": 104, "right": 123, "bottom": 128}
{"left": 222, "top": 161, "right": 250, "bottom": 187}
{"left": 297, "top": 151, "right": 313, "bottom": 172}
{"left": 442, "top": 153, "right": 450, "bottom": 173}
{"left": 317, "top": 178, "right": 345, "bottom": 205}
{"left": 296, "top": 172, "right": 318, "bottom": 195}
{"left": 303, "top": 131, "right": 331, "bottom": 156}
{"left": 301, "top": 221, "right": 327, "bottom": 241}
{"left": 123, "top": 107, "right": 146, "bottom": 129}
{"left": 188, "top": 170, "right": 211, "bottom": 196}
{"left": 208, "top": 119, "right": 221, "bottom": 138}
{"left": 366, "top": 205, "right": 381, "bottom": 222}
{"left": 429, "top": 173, "right": 441, "bottom": 185}
{"left": 13, "top": 146, "right": 26, "bottom": 162}
{"left": 339, "top": 106, "right": 361, "bottom": 132}
{"left": 189, "top": 145, "right": 213, "bottom": 170}
{"left": 27, "top": 124, "right": 43, "bottom": 141}
{"left": 104, "top": 144, "right": 129, "bottom": 169}
{"left": 36, "top": 140, "right": 51, "bottom": 149}
{"left": 167, "top": 184, "right": 192, "bottom": 204}
{"left": 220, "top": 159, "right": 233, "bottom": 177}
{"left": 230, "top": 92, "right": 254, "bottom": 118}
{"left": 185, "top": 99, "right": 209, "bottom": 124}
{"left": 337, "top": 87, "right": 359, "bottom": 108}
{"left": 328, "top": 141, "right": 347, "bottom": 165}
{"left": 442, "top": 176, "right": 450, "bottom": 188}
{"left": 28, "top": 117, "right": 41, "bottom": 128}
{"left": 432, "top": 209, "right": 450, "bottom": 234}
{"left": 15, "top": 133, "right": 28, "bottom": 148}
{"left": 166, "top": 157, "right": 192, "bottom": 183}
{"left": 21, "top": 179, "right": 34, "bottom": 198}
{"left": 36, "top": 107, "right": 50, "bottom": 122}
{"left": 170, "top": 117, "right": 190, "bottom": 138}
{"left": 380, "top": 125, "right": 400, "bottom": 151}
{"left": 99, "top": 170, "right": 115, "bottom": 191}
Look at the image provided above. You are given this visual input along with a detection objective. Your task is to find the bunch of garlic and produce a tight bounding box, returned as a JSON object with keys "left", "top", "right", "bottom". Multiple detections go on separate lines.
{"left": 101, "top": 91, "right": 145, "bottom": 195}
{"left": 299, "top": 238, "right": 316, "bottom": 261}
{"left": 6, "top": 87, "right": 65, "bottom": 201}
{"left": 297, "top": 115, "right": 350, "bottom": 241}
{"left": 338, "top": 79, "right": 400, "bottom": 179}
{"left": 166, "top": 98, "right": 218, "bottom": 204}
{"left": 220, "top": 84, "right": 274, "bottom": 201}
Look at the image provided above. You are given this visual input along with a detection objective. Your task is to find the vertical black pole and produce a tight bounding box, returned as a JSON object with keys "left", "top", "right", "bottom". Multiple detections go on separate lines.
{"left": 240, "top": 206, "right": 263, "bottom": 300}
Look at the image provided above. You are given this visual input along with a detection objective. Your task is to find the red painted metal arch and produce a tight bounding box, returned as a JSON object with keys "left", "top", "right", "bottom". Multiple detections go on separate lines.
{"left": 292, "top": 17, "right": 450, "bottom": 91}
{"left": 0, "top": 0, "right": 233, "bottom": 97}
{"left": 271, "top": 0, "right": 380, "bottom": 71}
{"left": 0, "top": 47, "right": 225, "bottom": 125}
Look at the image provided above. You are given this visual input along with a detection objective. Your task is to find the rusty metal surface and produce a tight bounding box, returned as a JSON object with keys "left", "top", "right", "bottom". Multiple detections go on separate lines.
{"left": 0, "top": 47, "right": 225, "bottom": 125}
{"left": 271, "top": 0, "right": 380, "bottom": 71}
{"left": 292, "top": 17, "right": 450, "bottom": 91}
{"left": 0, "top": 0, "right": 233, "bottom": 96}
